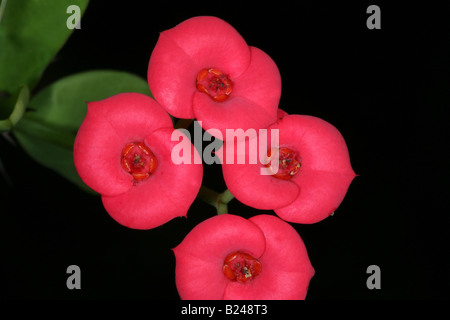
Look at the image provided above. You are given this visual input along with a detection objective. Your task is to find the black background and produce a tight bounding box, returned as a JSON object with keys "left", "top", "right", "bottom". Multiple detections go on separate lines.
{"left": 1, "top": 1, "right": 449, "bottom": 302}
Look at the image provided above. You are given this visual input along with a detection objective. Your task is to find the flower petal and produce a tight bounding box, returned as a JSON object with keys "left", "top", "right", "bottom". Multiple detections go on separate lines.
{"left": 193, "top": 46, "right": 280, "bottom": 139}
{"left": 173, "top": 250, "right": 228, "bottom": 300}
{"left": 223, "top": 215, "right": 314, "bottom": 300}
{"left": 275, "top": 169, "right": 355, "bottom": 223}
{"left": 148, "top": 33, "right": 199, "bottom": 119}
{"left": 277, "top": 108, "right": 289, "bottom": 120}
{"left": 74, "top": 111, "right": 132, "bottom": 196}
{"left": 73, "top": 93, "right": 172, "bottom": 196}
{"left": 219, "top": 131, "right": 299, "bottom": 210}
{"left": 221, "top": 162, "right": 300, "bottom": 210}
{"left": 101, "top": 127, "right": 203, "bottom": 230}
{"left": 173, "top": 214, "right": 266, "bottom": 300}
{"left": 270, "top": 114, "right": 355, "bottom": 175}
{"left": 102, "top": 93, "right": 173, "bottom": 138}
{"left": 161, "top": 16, "right": 251, "bottom": 78}
{"left": 232, "top": 46, "right": 281, "bottom": 119}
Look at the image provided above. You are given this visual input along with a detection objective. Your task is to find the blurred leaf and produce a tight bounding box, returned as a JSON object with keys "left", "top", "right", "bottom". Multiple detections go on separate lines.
{"left": 13, "top": 70, "right": 153, "bottom": 193}
{"left": 0, "top": 0, "right": 89, "bottom": 116}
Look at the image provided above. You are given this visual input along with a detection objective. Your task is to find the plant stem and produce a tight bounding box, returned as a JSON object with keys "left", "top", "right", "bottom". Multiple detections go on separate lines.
{"left": 197, "top": 185, "right": 221, "bottom": 208}
{"left": 197, "top": 186, "right": 234, "bottom": 215}
{"left": 219, "top": 189, "right": 234, "bottom": 204}
{"left": 0, "top": 85, "right": 29, "bottom": 132}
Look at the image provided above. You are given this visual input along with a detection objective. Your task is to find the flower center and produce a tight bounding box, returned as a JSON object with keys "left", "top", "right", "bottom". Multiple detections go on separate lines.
{"left": 196, "top": 68, "right": 233, "bottom": 102}
{"left": 223, "top": 251, "right": 262, "bottom": 283}
{"left": 120, "top": 142, "right": 157, "bottom": 181}
{"left": 265, "top": 147, "right": 301, "bottom": 180}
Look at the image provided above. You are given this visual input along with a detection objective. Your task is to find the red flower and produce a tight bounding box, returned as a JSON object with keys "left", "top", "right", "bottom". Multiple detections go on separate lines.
{"left": 73, "top": 93, "right": 203, "bottom": 229}
{"left": 147, "top": 16, "right": 281, "bottom": 139}
{"left": 220, "top": 113, "right": 356, "bottom": 224}
{"left": 173, "top": 214, "right": 314, "bottom": 300}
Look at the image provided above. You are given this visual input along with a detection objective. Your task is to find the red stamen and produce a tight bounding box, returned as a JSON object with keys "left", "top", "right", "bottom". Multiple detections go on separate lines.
{"left": 223, "top": 251, "right": 262, "bottom": 283}
{"left": 265, "top": 147, "right": 301, "bottom": 180}
{"left": 196, "top": 68, "right": 233, "bottom": 102}
{"left": 120, "top": 142, "right": 157, "bottom": 182}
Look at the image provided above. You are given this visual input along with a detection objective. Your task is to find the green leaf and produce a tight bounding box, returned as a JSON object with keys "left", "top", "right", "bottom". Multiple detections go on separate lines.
{"left": 13, "top": 70, "right": 153, "bottom": 193}
{"left": 0, "top": 0, "right": 89, "bottom": 116}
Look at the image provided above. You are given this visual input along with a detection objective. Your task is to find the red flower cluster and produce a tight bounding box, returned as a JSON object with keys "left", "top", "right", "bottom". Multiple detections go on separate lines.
{"left": 73, "top": 16, "right": 356, "bottom": 300}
